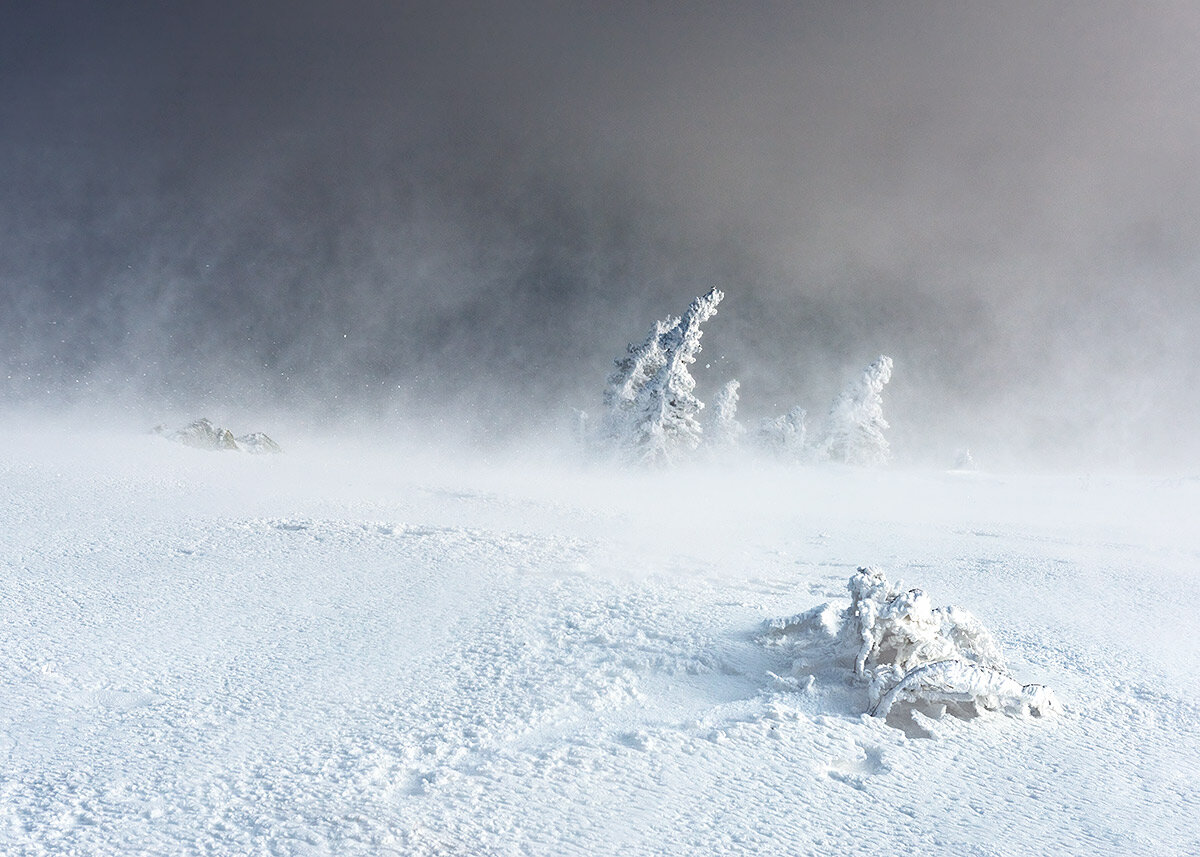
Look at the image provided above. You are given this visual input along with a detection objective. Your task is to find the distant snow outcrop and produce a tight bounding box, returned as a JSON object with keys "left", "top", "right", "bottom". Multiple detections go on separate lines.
{"left": 236, "top": 432, "right": 283, "bottom": 455}
{"left": 765, "top": 567, "right": 1057, "bottom": 730}
{"left": 157, "top": 418, "right": 239, "bottom": 451}
{"left": 155, "top": 419, "right": 281, "bottom": 454}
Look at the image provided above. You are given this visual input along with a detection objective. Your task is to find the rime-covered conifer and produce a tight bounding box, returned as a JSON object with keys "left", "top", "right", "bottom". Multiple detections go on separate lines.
{"left": 820, "top": 355, "right": 893, "bottom": 466}
{"left": 602, "top": 316, "right": 673, "bottom": 440}
{"left": 708, "top": 379, "right": 746, "bottom": 449}
{"left": 604, "top": 288, "right": 723, "bottom": 465}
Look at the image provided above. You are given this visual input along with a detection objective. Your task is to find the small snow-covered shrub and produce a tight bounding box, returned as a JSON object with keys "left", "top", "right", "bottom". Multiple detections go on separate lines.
{"left": 765, "top": 567, "right": 1057, "bottom": 728}
{"left": 755, "top": 406, "right": 808, "bottom": 461}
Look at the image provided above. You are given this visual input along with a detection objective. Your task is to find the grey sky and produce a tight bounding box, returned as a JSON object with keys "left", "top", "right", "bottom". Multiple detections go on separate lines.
{"left": 3, "top": 1, "right": 1198, "bottom": 465}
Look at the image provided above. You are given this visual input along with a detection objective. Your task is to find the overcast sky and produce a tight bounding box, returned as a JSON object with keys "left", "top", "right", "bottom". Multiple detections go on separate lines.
{"left": 3, "top": 1, "right": 1199, "bottom": 465}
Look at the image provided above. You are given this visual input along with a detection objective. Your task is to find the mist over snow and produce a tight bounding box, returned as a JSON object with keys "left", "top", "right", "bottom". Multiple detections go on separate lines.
{"left": 1, "top": 1, "right": 1199, "bottom": 468}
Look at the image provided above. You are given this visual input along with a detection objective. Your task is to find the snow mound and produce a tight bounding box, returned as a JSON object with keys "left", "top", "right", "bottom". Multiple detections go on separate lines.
{"left": 766, "top": 566, "right": 1057, "bottom": 728}
{"left": 154, "top": 419, "right": 282, "bottom": 453}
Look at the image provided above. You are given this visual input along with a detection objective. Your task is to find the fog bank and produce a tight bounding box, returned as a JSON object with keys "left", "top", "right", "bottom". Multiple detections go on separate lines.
{"left": 3, "top": 1, "right": 1199, "bottom": 468}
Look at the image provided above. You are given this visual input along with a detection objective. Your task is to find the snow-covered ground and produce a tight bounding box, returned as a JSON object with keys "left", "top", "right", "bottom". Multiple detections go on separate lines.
{"left": 2, "top": 426, "right": 1198, "bottom": 856}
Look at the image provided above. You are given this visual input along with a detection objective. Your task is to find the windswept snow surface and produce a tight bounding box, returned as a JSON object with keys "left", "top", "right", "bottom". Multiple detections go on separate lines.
{"left": 2, "top": 427, "right": 1198, "bottom": 856}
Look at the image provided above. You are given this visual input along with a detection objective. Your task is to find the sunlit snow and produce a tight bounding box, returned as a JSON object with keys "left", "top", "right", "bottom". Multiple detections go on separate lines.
{"left": 2, "top": 425, "right": 1197, "bottom": 855}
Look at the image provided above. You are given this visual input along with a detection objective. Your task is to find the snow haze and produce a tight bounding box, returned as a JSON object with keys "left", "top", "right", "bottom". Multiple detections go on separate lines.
{"left": 3, "top": 2, "right": 1200, "bottom": 468}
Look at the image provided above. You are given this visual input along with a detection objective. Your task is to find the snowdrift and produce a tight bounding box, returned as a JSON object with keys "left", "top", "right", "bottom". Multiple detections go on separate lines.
{"left": 766, "top": 567, "right": 1058, "bottom": 729}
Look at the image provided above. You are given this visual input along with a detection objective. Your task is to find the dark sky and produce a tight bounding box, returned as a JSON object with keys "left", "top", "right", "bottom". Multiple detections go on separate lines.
{"left": 3, "top": 1, "right": 1200, "bottom": 465}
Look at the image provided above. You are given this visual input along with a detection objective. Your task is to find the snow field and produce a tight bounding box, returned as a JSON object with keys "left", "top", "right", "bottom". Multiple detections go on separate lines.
{"left": 1, "top": 429, "right": 1198, "bottom": 855}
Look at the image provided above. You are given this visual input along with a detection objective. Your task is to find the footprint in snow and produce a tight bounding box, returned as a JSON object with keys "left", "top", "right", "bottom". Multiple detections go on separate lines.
{"left": 825, "top": 743, "right": 887, "bottom": 790}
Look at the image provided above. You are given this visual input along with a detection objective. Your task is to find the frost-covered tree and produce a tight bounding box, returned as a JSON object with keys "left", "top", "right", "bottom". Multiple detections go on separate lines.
{"left": 602, "top": 316, "right": 674, "bottom": 443}
{"left": 819, "top": 355, "right": 893, "bottom": 466}
{"left": 755, "top": 406, "right": 808, "bottom": 461}
{"left": 603, "top": 288, "right": 724, "bottom": 465}
{"left": 708, "top": 379, "right": 746, "bottom": 449}
{"left": 573, "top": 409, "right": 591, "bottom": 451}
{"left": 952, "top": 448, "right": 977, "bottom": 471}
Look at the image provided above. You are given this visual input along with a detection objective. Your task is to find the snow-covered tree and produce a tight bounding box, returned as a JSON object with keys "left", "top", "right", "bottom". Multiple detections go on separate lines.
{"left": 602, "top": 316, "right": 674, "bottom": 444}
{"left": 603, "top": 288, "right": 724, "bottom": 465}
{"left": 573, "top": 409, "right": 591, "bottom": 451}
{"left": 755, "top": 406, "right": 808, "bottom": 461}
{"left": 952, "top": 448, "right": 977, "bottom": 471}
{"left": 708, "top": 379, "right": 746, "bottom": 449}
{"left": 819, "top": 355, "right": 893, "bottom": 466}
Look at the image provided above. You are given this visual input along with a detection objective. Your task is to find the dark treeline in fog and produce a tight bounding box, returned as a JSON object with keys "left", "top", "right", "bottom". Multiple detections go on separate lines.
{"left": 3, "top": 1, "right": 1200, "bottom": 466}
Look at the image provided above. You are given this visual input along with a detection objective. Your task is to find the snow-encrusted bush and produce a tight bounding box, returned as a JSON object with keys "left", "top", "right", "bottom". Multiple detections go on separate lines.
{"left": 603, "top": 288, "right": 723, "bottom": 465}
{"left": 755, "top": 406, "right": 808, "bottom": 461}
{"left": 819, "top": 355, "right": 893, "bottom": 466}
{"left": 765, "top": 567, "right": 1057, "bottom": 727}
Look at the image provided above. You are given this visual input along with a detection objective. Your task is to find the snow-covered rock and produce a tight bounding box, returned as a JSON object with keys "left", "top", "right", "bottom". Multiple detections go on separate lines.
{"left": 158, "top": 418, "right": 240, "bottom": 451}
{"left": 236, "top": 432, "right": 283, "bottom": 455}
{"left": 155, "top": 419, "right": 281, "bottom": 454}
